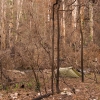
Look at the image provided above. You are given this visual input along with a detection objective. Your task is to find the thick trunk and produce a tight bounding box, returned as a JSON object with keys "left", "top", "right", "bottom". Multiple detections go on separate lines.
{"left": 0, "top": 0, "right": 6, "bottom": 50}
{"left": 62, "top": 0, "right": 65, "bottom": 44}
{"left": 80, "top": 7, "right": 84, "bottom": 29}
{"left": 89, "top": 1, "right": 93, "bottom": 42}
{"left": 8, "top": 0, "right": 14, "bottom": 48}
{"left": 16, "top": 0, "right": 23, "bottom": 41}
{"left": 72, "top": 0, "right": 78, "bottom": 28}
{"left": 72, "top": 0, "right": 78, "bottom": 68}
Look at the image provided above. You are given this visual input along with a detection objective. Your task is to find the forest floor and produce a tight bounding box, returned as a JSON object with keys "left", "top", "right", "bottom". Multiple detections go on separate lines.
{"left": 0, "top": 69, "right": 100, "bottom": 100}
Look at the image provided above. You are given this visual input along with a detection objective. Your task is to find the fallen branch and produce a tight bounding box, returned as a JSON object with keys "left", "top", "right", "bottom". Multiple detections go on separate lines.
{"left": 33, "top": 93, "right": 52, "bottom": 100}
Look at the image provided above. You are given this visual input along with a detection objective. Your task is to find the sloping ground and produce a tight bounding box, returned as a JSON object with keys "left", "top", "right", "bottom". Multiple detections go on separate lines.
{"left": 0, "top": 79, "right": 100, "bottom": 100}
{"left": 0, "top": 73, "right": 100, "bottom": 100}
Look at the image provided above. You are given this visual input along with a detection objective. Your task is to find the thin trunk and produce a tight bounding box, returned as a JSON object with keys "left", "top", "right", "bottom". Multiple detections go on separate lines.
{"left": 43, "top": 0, "right": 46, "bottom": 39}
{"left": 78, "top": 0, "right": 84, "bottom": 82}
{"left": 56, "top": 4, "right": 60, "bottom": 93}
{"left": 48, "top": 0, "right": 52, "bottom": 41}
{"left": 80, "top": 22, "right": 84, "bottom": 82}
{"left": 31, "top": 65, "right": 41, "bottom": 94}
{"left": 48, "top": 0, "right": 51, "bottom": 22}
{"left": 51, "top": 4, "right": 55, "bottom": 94}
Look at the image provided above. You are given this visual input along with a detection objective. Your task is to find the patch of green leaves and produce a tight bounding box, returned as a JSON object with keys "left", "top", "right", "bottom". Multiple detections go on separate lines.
{"left": 27, "top": 82, "right": 33, "bottom": 89}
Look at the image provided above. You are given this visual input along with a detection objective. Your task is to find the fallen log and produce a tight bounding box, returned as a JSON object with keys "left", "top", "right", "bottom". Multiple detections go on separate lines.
{"left": 33, "top": 93, "right": 52, "bottom": 100}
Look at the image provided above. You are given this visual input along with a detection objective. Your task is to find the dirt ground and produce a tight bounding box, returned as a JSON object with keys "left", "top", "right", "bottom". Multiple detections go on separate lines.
{"left": 0, "top": 70, "right": 100, "bottom": 100}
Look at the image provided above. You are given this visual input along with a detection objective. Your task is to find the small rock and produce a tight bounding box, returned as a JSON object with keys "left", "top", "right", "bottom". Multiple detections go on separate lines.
{"left": 89, "top": 98, "right": 97, "bottom": 100}
{"left": 66, "top": 91, "right": 72, "bottom": 96}
{"left": 61, "top": 91, "right": 72, "bottom": 96}
{"left": 10, "top": 92, "right": 18, "bottom": 99}
{"left": 37, "top": 93, "right": 41, "bottom": 96}
{"left": 75, "top": 89, "right": 80, "bottom": 92}
{"left": 61, "top": 91, "right": 67, "bottom": 95}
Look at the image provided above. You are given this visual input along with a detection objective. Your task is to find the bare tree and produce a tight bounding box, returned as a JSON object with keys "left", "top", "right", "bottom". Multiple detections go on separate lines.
{"left": 0, "top": 0, "right": 7, "bottom": 50}
{"left": 89, "top": 0, "right": 94, "bottom": 42}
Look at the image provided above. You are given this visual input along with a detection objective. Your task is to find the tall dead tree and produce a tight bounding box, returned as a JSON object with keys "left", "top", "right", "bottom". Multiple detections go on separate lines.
{"left": 16, "top": 0, "right": 23, "bottom": 41}
{"left": 8, "top": 0, "right": 14, "bottom": 48}
{"left": 0, "top": 0, "right": 6, "bottom": 50}
{"left": 62, "top": 0, "right": 66, "bottom": 45}
{"left": 72, "top": 0, "right": 78, "bottom": 68}
{"left": 89, "top": 0, "right": 94, "bottom": 42}
{"left": 72, "top": 0, "right": 78, "bottom": 28}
